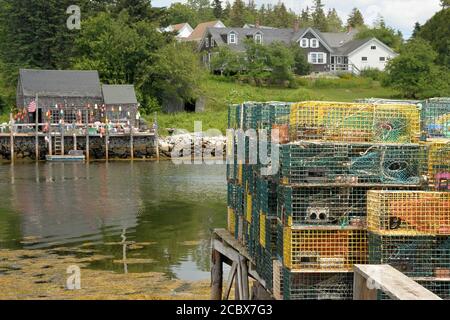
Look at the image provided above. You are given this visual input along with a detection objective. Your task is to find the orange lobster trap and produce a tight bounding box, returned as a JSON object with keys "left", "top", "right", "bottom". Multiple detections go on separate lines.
{"left": 367, "top": 191, "right": 450, "bottom": 235}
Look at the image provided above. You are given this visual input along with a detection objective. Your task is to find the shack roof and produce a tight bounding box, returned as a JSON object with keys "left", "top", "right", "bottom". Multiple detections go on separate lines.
{"left": 19, "top": 69, "right": 102, "bottom": 98}
{"left": 102, "top": 84, "right": 138, "bottom": 105}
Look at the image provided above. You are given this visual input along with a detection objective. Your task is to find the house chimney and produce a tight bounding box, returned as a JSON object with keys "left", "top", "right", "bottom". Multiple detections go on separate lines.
{"left": 293, "top": 19, "right": 300, "bottom": 32}
{"left": 255, "top": 19, "right": 260, "bottom": 29}
{"left": 347, "top": 25, "right": 353, "bottom": 34}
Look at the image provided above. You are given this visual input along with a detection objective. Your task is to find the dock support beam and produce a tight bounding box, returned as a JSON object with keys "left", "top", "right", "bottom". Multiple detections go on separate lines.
{"left": 211, "top": 249, "right": 223, "bottom": 300}
{"left": 211, "top": 229, "right": 269, "bottom": 301}
{"left": 9, "top": 113, "right": 14, "bottom": 164}
{"left": 35, "top": 96, "right": 39, "bottom": 161}
{"left": 85, "top": 110, "right": 90, "bottom": 161}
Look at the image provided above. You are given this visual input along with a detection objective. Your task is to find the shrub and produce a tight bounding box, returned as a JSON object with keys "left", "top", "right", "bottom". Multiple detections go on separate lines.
{"left": 360, "top": 68, "right": 385, "bottom": 81}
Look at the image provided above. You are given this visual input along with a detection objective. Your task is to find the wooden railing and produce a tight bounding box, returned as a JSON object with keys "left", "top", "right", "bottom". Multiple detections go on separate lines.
{"left": 329, "top": 63, "right": 360, "bottom": 75}
{"left": 353, "top": 264, "right": 442, "bottom": 300}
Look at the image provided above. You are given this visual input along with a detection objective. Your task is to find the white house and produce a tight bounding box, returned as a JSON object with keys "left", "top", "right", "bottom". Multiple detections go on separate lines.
{"left": 346, "top": 38, "right": 398, "bottom": 72}
{"left": 163, "top": 23, "right": 194, "bottom": 40}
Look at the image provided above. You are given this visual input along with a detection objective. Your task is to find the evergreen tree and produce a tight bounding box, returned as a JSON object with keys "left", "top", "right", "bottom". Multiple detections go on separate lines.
{"left": 326, "top": 8, "right": 343, "bottom": 32}
{"left": 222, "top": 1, "right": 231, "bottom": 21}
{"left": 115, "top": 0, "right": 154, "bottom": 22}
{"left": 229, "top": 0, "right": 245, "bottom": 27}
{"left": 212, "top": 0, "right": 223, "bottom": 19}
{"left": 418, "top": 8, "right": 450, "bottom": 67}
{"left": 412, "top": 22, "right": 421, "bottom": 38}
{"left": 299, "top": 7, "right": 312, "bottom": 28}
{"left": 311, "top": 0, "right": 328, "bottom": 31}
{"left": 441, "top": 0, "right": 450, "bottom": 8}
{"left": 347, "top": 7, "right": 364, "bottom": 28}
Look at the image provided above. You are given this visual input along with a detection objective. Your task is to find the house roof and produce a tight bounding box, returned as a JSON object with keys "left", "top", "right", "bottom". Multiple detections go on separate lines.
{"left": 206, "top": 27, "right": 306, "bottom": 51}
{"left": 102, "top": 85, "right": 138, "bottom": 105}
{"left": 171, "top": 23, "right": 190, "bottom": 32}
{"left": 320, "top": 29, "right": 359, "bottom": 48}
{"left": 187, "top": 20, "right": 225, "bottom": 42}
{"left": 19, "top": 69, "right": 102, "bottom": 98}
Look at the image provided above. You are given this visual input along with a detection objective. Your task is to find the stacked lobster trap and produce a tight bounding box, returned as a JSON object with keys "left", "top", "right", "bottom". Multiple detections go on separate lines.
{"left": 226, "top": 98, "right": 450, "bottom": 300}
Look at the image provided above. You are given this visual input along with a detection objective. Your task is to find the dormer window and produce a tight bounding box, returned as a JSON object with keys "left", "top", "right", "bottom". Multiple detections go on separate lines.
{"left": 310, "top": 38, "right": 319, "bottom": 48}
{"left": 229, "top": 32, "right": 237, "bottom": 44}
{"left": 300, "top": 38, "right": 309, "bottom": 48}
{"left": 254, "top": 33, "right": 262, "bottom": 44}
{"left": 205, "top": 37, "right": 209, "bottom": 48}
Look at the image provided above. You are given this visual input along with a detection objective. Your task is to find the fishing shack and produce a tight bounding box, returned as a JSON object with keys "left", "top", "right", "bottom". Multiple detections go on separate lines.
{"left": 5, "top": 69, "right": 156, "bottom": 161}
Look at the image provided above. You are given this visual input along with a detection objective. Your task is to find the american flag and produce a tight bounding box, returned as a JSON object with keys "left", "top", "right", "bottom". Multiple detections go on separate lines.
{"left": 28, "top": 100, "right": 36, "bottom": 113}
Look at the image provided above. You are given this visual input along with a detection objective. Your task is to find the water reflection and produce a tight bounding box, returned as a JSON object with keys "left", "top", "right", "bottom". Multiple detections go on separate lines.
{"left": 0, "top": 161, "right": 227, "bottom": 280}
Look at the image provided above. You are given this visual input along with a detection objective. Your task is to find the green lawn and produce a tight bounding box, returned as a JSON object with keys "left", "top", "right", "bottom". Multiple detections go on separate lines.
{"left": 152, "top": 75, "right": 399, "bottom": 135}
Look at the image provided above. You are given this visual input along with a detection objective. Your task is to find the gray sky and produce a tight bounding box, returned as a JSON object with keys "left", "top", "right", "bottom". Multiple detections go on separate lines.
{"left": 152, "top": 0, "right": 443, "bottom": 38}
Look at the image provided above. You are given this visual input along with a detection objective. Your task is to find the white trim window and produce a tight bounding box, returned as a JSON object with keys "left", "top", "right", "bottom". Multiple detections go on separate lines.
{"left": 310, "top": 38, "right": 319, "bottom": 48}
{"left": 362, "top": 56, "right": 368, "bottom": 62}
{"left": 205, "top": 37, "right": 209, "bottom": 48}
{"left": 379, "top": 56, "right": 386, "bottom": 62}
{"left": 300, "top": 38, "right": 309, "bottom": 48}
{"left": 254, "top": 33, "right": 262, "bottom": 44}
{"left": 308, "top": 52, "right": 327, "bottom": 64}
{"left": 228, "top": 32, "right": 237, "bottom": 44}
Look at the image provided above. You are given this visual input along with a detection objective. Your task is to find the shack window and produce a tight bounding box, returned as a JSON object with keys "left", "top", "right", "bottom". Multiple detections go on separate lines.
{"left": 229, "top": 32, "right": 237, "bottom": 44}
{"left": 300, "top": 38, "right": 309, "bottom": 48}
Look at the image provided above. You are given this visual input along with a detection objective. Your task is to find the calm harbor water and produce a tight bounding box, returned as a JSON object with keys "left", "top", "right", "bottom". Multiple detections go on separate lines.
{"left": 0, "top": 161, "right": 227, "bottom": 281}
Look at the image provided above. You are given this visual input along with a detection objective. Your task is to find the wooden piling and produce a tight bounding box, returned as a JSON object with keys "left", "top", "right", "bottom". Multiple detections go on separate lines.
{"left": 154, "top": 112, "right": 160, "bottom": 161}
{"left": 130, "top": 126, "right": 134, "bottom": 160}
{"left": 105, "top": 125, "right": 109, "bottom": 162}
{"left": 35, "top": 94, "right": 39, "bottom": 161}
{"left": 211, "top": 249, "right": 223, "bottom": 300}
{"left": 85, "top": 110, "right": 90, "bottom": 161}
{"left": 9, "top": 113, "right": 14, "bottom": 164}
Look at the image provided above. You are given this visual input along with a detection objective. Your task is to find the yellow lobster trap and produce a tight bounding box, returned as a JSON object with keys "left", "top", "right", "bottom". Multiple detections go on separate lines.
{"left": 283, "top": 226, "right": 368, "bottom": 271}
{"left": 227, "top": 207, "right": 236, "bottom": 235}
{"left": 367, "top": 191, "right": 450, "bottom": 235}
{"left": 289, "top": 101, "right": 420, "bottom": 143}
{"left": 424, "top": 139, "right": 450, "bottom": 190}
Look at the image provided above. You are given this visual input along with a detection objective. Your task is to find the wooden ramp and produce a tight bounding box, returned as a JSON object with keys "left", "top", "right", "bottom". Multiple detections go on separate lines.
{"left": 354, "top": 264, "right": 442, "bottom": 300}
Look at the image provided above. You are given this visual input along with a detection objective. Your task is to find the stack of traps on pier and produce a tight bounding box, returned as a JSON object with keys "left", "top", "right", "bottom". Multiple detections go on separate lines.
{"left": 226, "top": 99, "right": 450, "bottom": 300}
{"left": 289, "top": 101, "right": 420, "bottom": 143}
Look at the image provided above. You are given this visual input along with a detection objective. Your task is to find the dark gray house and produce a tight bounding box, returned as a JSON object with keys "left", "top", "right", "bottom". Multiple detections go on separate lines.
{"left": 102, "top": 84, "right": 139, "bottom": 123}
{"left": 17, "top": 69, "right": 103, "bottom": 109}
{"left": 16, "top": 69, "right": 140, "bottom": 123}
{"left": 199, "top": 26, "right": 397, "bottom": 74}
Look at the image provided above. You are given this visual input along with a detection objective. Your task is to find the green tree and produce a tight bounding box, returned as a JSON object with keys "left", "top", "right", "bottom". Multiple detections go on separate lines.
{"left": 299, "top": 7, "right": 312, "bottom": 28}
{"left": 210, "top": 46, "right": 244, "bottom": 75}
{"left": 146, "top": 42, "right": 206, "bottom": 109}
{"left": 356, "top": 20, "right": 403, "bottom": 51}
{"left": 411, "top": 22, "right": 421, "bottom": 38}
{"left": 115, "top": 0, "right": 155, "bottom": 22}
{"left": 347, "top": 8, "right": 364, "bottom": 28}
{"left": 266, "top": 42, "right": 295, "bottom": 85}
{"left": 212, "top": 0, "right": 223, "bottom": 19}
{"left": 222, "top": 1, "right": 231, "bottom": 20}
{"left": 441, "top": 0, "right": 450, "bottom": 8}
{"left": 229, "top": 0, "right": 245, "bottom": 26}
{"left": 384, "top": 38, "right": 450, "bottom": 99}
{"left": 290, "top": 44, "right": 311, "bottom": 76}
{"left": 326, "top": 8, "right": 343, "bottom": 32}
{"left": 163, "top": 3, "right": 199, "bottom": 27}
{"left": 418, "top": 8, "right": 450, "bottom": 68}
{"left": 311, "top": 0, "right": 328, "bottom": 31}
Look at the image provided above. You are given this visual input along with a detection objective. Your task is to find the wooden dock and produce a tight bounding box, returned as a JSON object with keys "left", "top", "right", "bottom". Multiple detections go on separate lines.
{"left": 211, "top": 229, "right": 270, "bottom": 300}
{"left": 211, "top": 229, "right": 444, "bottom": 300}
